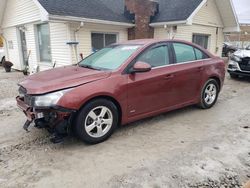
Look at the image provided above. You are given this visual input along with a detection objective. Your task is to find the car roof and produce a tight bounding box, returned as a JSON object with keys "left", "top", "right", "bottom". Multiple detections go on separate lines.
{"left": 118, "top": 39, "right": 195, "bottom": 46}
{"left": 116, "top": 39, "right": 214, "bottom": 57}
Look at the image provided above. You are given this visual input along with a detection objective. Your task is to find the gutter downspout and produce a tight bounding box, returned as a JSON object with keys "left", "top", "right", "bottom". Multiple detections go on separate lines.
{"left": 73, "top": 22, "right": 84, "bottom": 63}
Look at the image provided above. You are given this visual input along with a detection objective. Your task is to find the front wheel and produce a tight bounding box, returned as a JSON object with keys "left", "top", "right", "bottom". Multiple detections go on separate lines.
{"left": 198, "top": 79, "right": 219, "bottom": 109}
{"left": 74, "top": 99, "right": 118, "bottom": 144}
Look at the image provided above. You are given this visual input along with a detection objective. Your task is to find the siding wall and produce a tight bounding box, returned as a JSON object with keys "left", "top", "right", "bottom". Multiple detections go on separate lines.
{"left": 154, "top": 28, "right": 170, "bottom": 40}
{"left": 193, "top": 0, "right": 223, "bottom": 27}
{"left": 2, "top": 0, "right": 41, "bottom": 28}
{"left": 39, "top": 22, "right": 71, "bottom": 71}
{"left": 154, "top": 25, "right": 224, "bottom": 56}
{"left": 33, "top": 22, "right": 73, "bottom": 72}
{"left": 2, "top": 23, "right": 41, "bottom": 72}
{"left": 25, "top": 24, "right": 39, "bottom": 72}
{"left": 2, "top": 21, "right": 129, "bottom": 71}
{"left": 2, "top": 22, "right": 72, "bottom": 72}
{"left": 154, "top": 0, "right": 225, "bottom": 56}
{"left": 215, "top": 0, "right": 238, "bottom": 28}
{"left": 1, "top": 0, "right": 42, "bottom": 71}
{"left": 2, "top": 27, "right": 22, "bottom": 70}
{"left": 176, "top": 25, "right": 224, "bottom": 55}
{"left": 69, "top": 23, "right": 128, "bottom": 64}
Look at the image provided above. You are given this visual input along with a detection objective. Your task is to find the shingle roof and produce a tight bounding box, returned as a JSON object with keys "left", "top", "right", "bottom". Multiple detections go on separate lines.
{"left": 38, "top": 0, "right": 132, "bottom": 23}
{"left": 152, "top": 0, "right": 203, "bottom": 23}
{"left": 38, "top": 0, "right": 203, "bottom": 24}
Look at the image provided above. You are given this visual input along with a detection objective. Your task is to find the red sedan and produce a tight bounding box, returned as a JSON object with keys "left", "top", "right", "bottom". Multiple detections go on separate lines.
{"left": 17, "top": 39, "right": 225, "bottom": 144}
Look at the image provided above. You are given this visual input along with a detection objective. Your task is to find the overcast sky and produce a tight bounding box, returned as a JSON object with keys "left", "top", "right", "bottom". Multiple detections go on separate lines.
{"left": 232, "top": 0, "right": 250, "bottom": 24}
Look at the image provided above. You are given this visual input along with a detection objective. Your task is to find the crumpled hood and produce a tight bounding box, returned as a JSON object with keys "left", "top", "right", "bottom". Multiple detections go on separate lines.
{"left": 234, "top": 49, "right": 250, "bottom": 58}
{"left": 19, "top": 66, "right": 111, "bottom": 95}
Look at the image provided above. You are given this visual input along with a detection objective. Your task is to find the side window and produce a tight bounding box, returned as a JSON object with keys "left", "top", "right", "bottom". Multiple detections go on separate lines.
{"left": 194, "top": 48, "right": 209, "bottom": 60}
{"left": 137, "top": 45, "right": 170, "bottom": 68}
{"left": 173, "top": 43, "right": 196, "bottom": 63}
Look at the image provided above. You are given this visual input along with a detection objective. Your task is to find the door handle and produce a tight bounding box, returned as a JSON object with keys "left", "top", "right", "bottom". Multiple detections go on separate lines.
{"left": 164, "top": 74, "right": 174, "bottom": 80}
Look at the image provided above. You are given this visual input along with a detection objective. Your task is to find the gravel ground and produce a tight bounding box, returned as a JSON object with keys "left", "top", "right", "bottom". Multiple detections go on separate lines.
{"left": 0, "top": 66, "right": 250, "bottom": 188}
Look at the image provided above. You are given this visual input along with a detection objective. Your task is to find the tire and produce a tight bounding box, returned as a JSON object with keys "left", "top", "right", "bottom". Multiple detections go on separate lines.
{"left": 198, "top": 79, "right": 219, "bottom": 109}
{"left": 74, "top": 99, "right": 118, "bottom": 144}
{"left": 230, "top": 74, "right": 238, "bottom": 79}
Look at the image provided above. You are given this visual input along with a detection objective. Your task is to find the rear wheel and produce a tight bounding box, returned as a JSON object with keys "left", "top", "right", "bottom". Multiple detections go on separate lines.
{"left": 74, "top": 99, "right": 118, "bottom": 144}
{"left": 199, "top": 79, "right": 219, "bottom": 109}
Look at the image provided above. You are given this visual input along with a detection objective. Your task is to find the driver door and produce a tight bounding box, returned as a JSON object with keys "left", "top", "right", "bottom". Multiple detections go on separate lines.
{"left": 127, "top": 43, "right": 174, "bottom": 117}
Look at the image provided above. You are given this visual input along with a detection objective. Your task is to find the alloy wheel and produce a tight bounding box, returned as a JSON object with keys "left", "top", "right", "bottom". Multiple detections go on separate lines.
{"left": 204, "top": 83, "right": 217, "bottom": 105}
{"left": 84, "top": 106, "right": 113, "bottom": 138}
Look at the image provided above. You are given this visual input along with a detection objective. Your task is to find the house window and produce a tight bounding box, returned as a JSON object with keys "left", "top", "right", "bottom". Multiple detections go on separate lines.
{"left": 192, "top": 34, "right": 209, "bottom": 49}
{"left": 91, "top": 33, "right": 117, "bottom": 52}
{"left": 37, "top": 23, "right": 51, "bottom": 62}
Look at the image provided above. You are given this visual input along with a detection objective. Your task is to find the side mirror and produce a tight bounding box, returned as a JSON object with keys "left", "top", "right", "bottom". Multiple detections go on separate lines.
{"left": 130, "top": 61, "right": 152, "bottom": 73}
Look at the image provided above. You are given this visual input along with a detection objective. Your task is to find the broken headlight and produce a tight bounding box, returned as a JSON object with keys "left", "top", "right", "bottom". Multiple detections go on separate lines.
{"left": 33, "top": 88, "right": 72, "bottom": 107}
{"left": 18, "top": 86, "right": 27, "bottom": 98}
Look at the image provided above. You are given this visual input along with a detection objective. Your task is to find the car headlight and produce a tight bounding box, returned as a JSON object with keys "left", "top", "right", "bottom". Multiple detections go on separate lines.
{"left": 228, "top": 60, "right": 240, "bottom": 71}
{"left": 33, "top": 88, "right": 72, "bottom": 107}
{"left": 230, "top": 55, "right": 241, "bottom": 62}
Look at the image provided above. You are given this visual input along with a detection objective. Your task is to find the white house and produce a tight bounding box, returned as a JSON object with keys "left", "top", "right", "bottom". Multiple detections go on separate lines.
{"left": 0, "top": 0, "right": 239, "bottom": 72}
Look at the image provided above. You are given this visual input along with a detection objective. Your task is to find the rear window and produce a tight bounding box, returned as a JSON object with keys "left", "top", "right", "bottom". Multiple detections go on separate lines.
{"left": 194, "top": 48, "right": 209, "bottom": 60}
{"left": 173, "top": 43, "right": 196, "bottom": 63}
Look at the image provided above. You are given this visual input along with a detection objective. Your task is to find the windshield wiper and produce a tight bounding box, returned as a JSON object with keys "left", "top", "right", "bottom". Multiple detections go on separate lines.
{"left": 80, "top": 65, "right": 102, "bottom": 71}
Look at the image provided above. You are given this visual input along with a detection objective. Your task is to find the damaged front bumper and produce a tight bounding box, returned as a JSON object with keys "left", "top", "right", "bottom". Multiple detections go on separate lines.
{"left": 228, "top": 62, "right": 250, "bottom": 77}
{"left": 16, "top": 96, "right": 76, "bottom": 137}
{"left": 228, "top": 51, "right": 250, "bottom": 77}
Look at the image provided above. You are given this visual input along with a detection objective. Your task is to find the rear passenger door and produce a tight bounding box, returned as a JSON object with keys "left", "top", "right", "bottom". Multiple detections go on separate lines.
{"left": 170, "top": 42, "right": 206, "bottom": 104}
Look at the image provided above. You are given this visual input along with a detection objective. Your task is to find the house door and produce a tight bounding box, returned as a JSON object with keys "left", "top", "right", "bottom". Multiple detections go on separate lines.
{"left": 19, "top": 29, "right": 28, "bottom": 66}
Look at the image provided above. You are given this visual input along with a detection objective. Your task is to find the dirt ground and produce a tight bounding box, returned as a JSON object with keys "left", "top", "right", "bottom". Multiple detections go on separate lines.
{"left": 0, "top": 66, "right": 249, "bottom": 188}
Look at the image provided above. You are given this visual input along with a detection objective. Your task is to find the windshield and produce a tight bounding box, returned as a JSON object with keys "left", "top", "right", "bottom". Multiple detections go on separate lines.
{"left": 79, "top": 45, "right": 141, "bottom": 70}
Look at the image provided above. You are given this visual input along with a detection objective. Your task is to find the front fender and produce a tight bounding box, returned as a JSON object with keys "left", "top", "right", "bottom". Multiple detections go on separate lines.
{"left": 56, "top": 74, "right": 128, "bottom": 121}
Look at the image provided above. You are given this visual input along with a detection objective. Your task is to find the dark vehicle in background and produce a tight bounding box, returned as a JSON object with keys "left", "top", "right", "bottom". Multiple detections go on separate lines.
{"left": 228, "top": 45, "right": 250, "bottom": 78}
{"left": 16, "top": 39, "right": 225, "bottom": 144}
{"left": 222, "top": 42, "right": 238, "bottom": 57}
